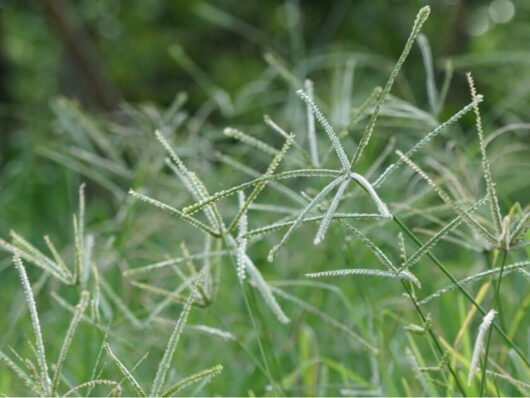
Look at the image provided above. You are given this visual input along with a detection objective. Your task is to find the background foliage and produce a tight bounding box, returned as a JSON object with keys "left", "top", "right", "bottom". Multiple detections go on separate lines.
{"left": 0, "top": 1, "right": 529, "bottom": 396}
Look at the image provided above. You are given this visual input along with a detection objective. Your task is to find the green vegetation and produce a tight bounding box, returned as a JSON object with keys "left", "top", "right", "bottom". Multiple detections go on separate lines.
{"left": 1, "top": 1, "right": 529, "bottom": 396}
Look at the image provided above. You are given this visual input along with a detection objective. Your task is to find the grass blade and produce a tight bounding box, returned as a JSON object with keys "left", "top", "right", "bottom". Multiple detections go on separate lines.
{"left": 350, "top": 6, "right": 431, "bottom": 167}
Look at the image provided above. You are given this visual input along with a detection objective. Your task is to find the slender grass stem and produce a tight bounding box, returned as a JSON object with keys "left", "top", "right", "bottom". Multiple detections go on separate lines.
{"left": 399, "top": 279, "right": 467, "bottom": 396}
{"left": 393, "top": 215, "right": 529, "bottom": 369}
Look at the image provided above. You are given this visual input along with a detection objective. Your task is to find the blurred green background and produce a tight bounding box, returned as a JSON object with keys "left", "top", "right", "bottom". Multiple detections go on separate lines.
{"left": 0, "top": 1, "right": 529, "bottom": 396}
{"left": 1, "top": 0, "right": 530, "bottom": 239}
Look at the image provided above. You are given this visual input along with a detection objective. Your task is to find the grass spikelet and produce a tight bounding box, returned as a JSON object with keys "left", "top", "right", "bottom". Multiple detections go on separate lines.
{"left": 373, "top": 97, "right": 482, "bottom": 187}
{"left": 398, "top": 196, "right": 487, "bottom": 271}
{"left": 246, "top": 213, "right": 382, "bottom": 239}
{"left": 350, "top": 6, "right": 430, "bottom": 167}
{"left": 467, "top": 309, "right": 497, "bottom": 386}
{"left": 304, "top": 79, "right": 319, "bottom": 167}
{"left": 227, "top": 133, "right": 295, "bottom": 233}
{"left": 63, "top": 379, "right": 120, "bottom": 397}
{"left": 339, "top": 221, "right": 396, "bottom": 272}
{"left": 12, "top": 254, "right": 51, "bottom": 396}
{"left": 419, "top": 261, "right": 529, "bottom": 305}
{"left": 182, "top": 168, "right": 341, "bottom": 216}
{"left": 224, "top": 127, "right": 279, "bottom": 156}
{"left": 267, "top": 175, "right": 347, "bottom": 261}
{"left": 104, "top": 343, "right": 146, "bottom": 397}
{"left": 396, "top": 150, "right": 497, "bottom": 246}
{"left": 51, "top": 290, "right": 90, "bottom": 395}
{"left": 314, "top": 178, "right": 350, "bottom": 245}
{"left": 466, "top": 72, "right": 503, "bottom": 235}
{"left": 128, "top": 189, "right": 219, "bottom": 237}
{"left": 236, "top": 191, "right": 248, "bottom": 281}
{"left": 43, "top": 235, "right": 72, "bottom": 282}
{"left": 150, "top": 268, "right": 206, "bottom": 397}
{"left": 306, "top": 268, "right": 421, "bottom": 287}
{"left": 296, "top": 89, "right": 349, "bottom": 169}
{"left": 161, "top": 364, "right": 223, "bottom": 396}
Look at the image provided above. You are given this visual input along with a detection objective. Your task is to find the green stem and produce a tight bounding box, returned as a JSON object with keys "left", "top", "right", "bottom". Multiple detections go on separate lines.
{"left": 400, "top": 279, "right": 467, "bottom": 396}
{"left": 480, "top": 250, "right": 507, "bottom": 396}
{"left": 393, "top": 215, "right": 529, "bottom": 369}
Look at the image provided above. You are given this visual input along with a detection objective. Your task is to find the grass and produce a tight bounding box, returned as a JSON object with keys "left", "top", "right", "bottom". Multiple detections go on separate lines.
{"left": 1, "top": 4, "right": 529, "bottom": 397}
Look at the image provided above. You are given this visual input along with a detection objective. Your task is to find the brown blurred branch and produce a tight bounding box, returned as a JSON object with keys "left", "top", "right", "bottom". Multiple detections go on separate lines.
{"left": 38, "top": 0, "right": 121, "bottom": 110}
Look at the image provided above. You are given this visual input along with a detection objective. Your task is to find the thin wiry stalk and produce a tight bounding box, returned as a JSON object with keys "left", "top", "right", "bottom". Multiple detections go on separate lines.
{"left": 398, "top": 196, "right": 488, "bottom": 272}
{"left": 245, "top": 213, "right": 382, "bottom": 239}
{"left": 306, "top": 268, "right": 420, "bottom": 287}
{"left": 396, "top": 150, "right": 497, "bottom": 246}
{"left": 13, "top": 254, "right": 51, "bottom": 396}
{"left": 373, "top": 97, "right": 482, "bottom": 188}
{"left": 466, "top": 72, "right": 503, "bottom": 236}
{"left": 104, "top": 343, "right": 146, "bottom": 397}
{"left": 128, "top": 189, "right": 220, "bottom": 237}
{"left": 99, "top": 278, "right": 143, "bottom": 328}
{"left": 123, "top": 251, "right": 228, "bottom": 277}
{"left": 224, "top": 127, "right": 279, "bottom": 156}
{"left": 296, "top": 89, "right": 349, "bottom": 169}
{"left": 227, "top": 133, "right": 295, "bottom": 234}
{"left": 270, "top": 286, "right": 377, "bottom": 353}
{"left": 63, "top": 379, "right": 120, "bottom": 397}
{"left": 225, "top": 233, "right": 289, "bottom": 323}
{"left": 159, "top": 127, "right": 223, "bottom": 233}
{"left": 304, "top": 79, "right": 319, "bottom": 167}
{"left": 161, "top": 364, "right": 223, "bottom": 396}
{"left": 263, "top": 115, "right": 313, "bottom": 166}
{"left": 0, "top": 238, "right": 68, "bottom": 284}
{"left": 150, "top": 268, "right": 206, "bottom": 397}
{"left": 418, "top": 261, "right": 529, "bottom": 305}
{"left": 394, "top": 215, "right": 529, "bottom": 368}
{"left": 417, "top": 34, "right": 438, "bottom": 115}
{"left": 267, "top": 175, "right": 347, "bottom": 261}
{"left": 339, "top": 86, "right": 382, "bottom": 140}
{"left": 468, "top": 309, "right": 497, "bottom": 386}
{"left": 51, "top": 291, "right": 90, "bottom": 396}
{"left": 182, "top": 168, "right": 342, "bottom": 215}
{"left": 4, "top": 232, "right": 68, "bottom": 282}
{"left": 165, "top": 160, "right": 223, "bottom": 233}
{"left": 43, "top": 235, "right": 73, "bottom": 282}
{"left": 314, "top": 178, "right": 350, "bottom": 245}
{"left": 339, "top": 221, "right": 396, "bottom": 272}
{"left": 349, "top": 6, "right": 430, "bottom": 167}
{"left": 215, "top": 151, "right": 307, "bottom": 205}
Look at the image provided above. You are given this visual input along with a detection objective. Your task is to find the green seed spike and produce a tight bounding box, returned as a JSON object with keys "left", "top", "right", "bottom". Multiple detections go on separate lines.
{"left": 350, "top": 6, "right": 430, "bottom": 168}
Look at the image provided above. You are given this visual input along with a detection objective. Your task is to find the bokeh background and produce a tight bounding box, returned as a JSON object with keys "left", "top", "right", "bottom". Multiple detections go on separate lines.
{"left": 0, "top": 1, "right": 529, "bottom": 396}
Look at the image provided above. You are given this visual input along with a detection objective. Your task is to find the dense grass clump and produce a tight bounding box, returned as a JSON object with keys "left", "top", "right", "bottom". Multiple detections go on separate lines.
{"left": 1, "top": 5, "right": 529, "bottom": 397}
